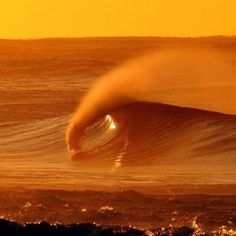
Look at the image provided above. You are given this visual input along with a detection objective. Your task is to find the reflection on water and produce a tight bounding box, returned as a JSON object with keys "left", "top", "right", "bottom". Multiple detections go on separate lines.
{"left": 106, "top": 115, "right": 117, "bottom": 130}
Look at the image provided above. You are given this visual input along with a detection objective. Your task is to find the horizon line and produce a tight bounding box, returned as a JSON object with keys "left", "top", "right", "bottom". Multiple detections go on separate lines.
{"left": 0, "top": 35, "right": 236, "bottom": 41}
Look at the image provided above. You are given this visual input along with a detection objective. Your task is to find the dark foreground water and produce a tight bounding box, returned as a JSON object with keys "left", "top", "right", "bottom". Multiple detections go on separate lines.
{"left": 0, "top": 219, "right": 196, "bottom": 236}
{"left": 0, "top": 188, "right": 235, "bottom": 235}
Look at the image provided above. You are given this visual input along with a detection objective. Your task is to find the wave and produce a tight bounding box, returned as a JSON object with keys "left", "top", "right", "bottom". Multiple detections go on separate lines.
{"left": 66, "top": 45, "right": 236, "bottom": 170}
{"left": 2, "top": 106, "right": 236, "bottom": 187}
{"left": 69, "top": 102, "right": 236, "bottom": 171}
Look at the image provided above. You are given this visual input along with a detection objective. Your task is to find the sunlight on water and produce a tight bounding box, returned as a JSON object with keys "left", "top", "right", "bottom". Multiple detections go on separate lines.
{"left": 106, "top": 114, "right": 117, "bottom": 130}
{"left": 112, "top": 138, "right": 129, "bottom": 172}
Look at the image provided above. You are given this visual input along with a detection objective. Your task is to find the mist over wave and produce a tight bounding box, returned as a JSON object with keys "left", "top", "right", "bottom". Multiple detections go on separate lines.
{"left": 66, "top": 45, "right": 236, "bottom": 173}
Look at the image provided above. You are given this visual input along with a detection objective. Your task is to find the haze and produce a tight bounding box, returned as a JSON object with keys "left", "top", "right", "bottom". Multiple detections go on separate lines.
{"left": 1, "top": 0, "right": 236, "bottom": 39}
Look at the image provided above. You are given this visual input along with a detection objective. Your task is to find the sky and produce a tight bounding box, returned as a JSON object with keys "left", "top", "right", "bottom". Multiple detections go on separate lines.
{"left": 0, "top": 0, "right": 236, "bottom": 39}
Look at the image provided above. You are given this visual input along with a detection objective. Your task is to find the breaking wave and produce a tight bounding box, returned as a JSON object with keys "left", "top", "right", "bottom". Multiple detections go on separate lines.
{"left": 66, "top": 46, "right": 236, "bottom": 170}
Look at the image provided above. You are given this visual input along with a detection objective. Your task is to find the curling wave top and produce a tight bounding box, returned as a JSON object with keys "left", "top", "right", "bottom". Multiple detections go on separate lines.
{"left": 66, "top": 45, "right": 236, "bottom": 152}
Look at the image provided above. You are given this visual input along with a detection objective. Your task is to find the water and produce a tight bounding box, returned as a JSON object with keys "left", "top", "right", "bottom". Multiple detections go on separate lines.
{"left": 1, "top": 37, "right": 236, "bottom": 234}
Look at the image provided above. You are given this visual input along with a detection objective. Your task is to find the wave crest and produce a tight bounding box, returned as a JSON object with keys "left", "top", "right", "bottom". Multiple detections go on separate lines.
{"left": 66, "top": 46, "right": 236, "bottom": 155}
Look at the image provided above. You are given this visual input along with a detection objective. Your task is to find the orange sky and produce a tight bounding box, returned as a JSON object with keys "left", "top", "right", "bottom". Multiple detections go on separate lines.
{"left": 1, "top": 0, "right": 236, "bottom": 39}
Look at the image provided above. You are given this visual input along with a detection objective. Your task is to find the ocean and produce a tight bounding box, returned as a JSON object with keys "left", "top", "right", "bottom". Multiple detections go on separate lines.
{"left": 1, "top": 37, "right": 236, "bottom": 235}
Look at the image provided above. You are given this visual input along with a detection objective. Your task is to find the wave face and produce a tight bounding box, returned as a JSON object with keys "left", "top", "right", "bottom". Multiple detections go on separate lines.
{"left": 71, "top": 102, "right": 236, "bottom": 172}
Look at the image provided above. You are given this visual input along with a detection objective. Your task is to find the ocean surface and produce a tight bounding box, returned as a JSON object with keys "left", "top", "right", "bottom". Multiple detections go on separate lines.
{"left": 1, "top": 37, "right": 236, "bottom": 234}
{"left": 1, "top": 37, "right": 236, "bottom": 191}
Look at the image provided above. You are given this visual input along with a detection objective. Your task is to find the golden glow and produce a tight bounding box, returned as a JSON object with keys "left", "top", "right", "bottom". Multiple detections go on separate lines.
{"left": 0, "top": 0, "right": 236, "bottom": 39}
{"left": 112, "top": 138, "right": 129, "bottom": 172}
{"left": 110, "top": 122, "right": 116, "bottom": 130}
{"left": 106, "top": 115, "right": 116, "bottom": 130}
